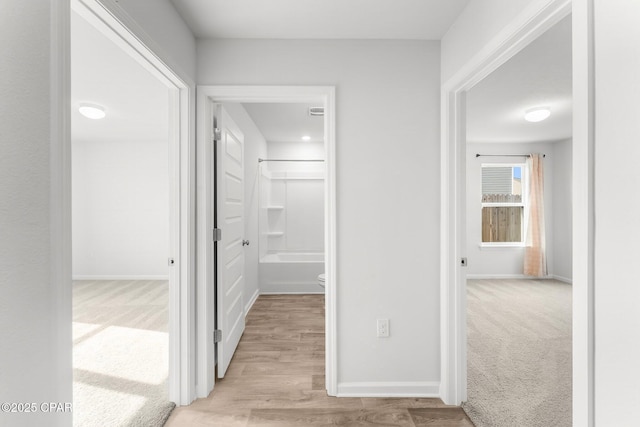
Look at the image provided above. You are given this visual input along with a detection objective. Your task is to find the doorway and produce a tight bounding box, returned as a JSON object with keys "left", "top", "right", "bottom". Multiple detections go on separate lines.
{"left": 196, "top": 86, "right": 337, "bottom": 398}
{"left": 439, "top": 0, "right": 575, "bottom": 409}
{"left": 461, "top": 17, "right": 573, "bottom": 425}
{"left": 69, "top": 0, "right": 194, "bottom": 419}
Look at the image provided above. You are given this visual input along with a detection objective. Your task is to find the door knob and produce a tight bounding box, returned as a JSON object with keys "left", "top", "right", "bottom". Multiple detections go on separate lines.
{"left": 242, "top": 240, "right": 250, "bottom": 246}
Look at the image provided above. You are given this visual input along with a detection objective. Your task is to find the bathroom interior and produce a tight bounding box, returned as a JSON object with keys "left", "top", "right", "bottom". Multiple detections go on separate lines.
{"left": 228, "top": 102, "right": 326, "bottom": 303}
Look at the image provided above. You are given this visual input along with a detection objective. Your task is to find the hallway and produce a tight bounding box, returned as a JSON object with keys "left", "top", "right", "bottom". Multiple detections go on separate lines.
{"left": 166, "top": 295, "right": 473, "bottom": 426}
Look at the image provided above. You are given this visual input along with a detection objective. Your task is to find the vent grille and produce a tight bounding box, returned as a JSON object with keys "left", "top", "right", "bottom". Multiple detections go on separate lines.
{"left": 308, "top": 107, "right": 324, "bottom": 117}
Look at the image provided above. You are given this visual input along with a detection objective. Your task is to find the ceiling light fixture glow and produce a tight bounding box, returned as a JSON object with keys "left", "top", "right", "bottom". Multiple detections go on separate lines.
{"left": 524, "top": 107, "right": 551, "bottom": 123}
{"left": 301, "top": 135, "right": 311, "bottom": 141}
{"left": 79, "top": 103, "right": 106, "bottom": 120}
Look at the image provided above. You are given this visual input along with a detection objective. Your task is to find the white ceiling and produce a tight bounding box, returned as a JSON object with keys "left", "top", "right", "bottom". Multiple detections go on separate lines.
{"left": 71, "top": 11, "right": 168, "bottom": 143}
{"left": 170, "top": 0, "right": 470, "bottom": 40}
{"left": 242, "top": 103, "right": 324, "bottom": 143}
{"left": 71, "top": 3, "right": 570, "bottom": 149}
{"left": 466, "top": 15, "right": 572, "bottom": 144}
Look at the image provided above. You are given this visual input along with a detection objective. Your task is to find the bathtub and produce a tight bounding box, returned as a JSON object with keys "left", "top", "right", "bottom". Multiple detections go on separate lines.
{"left": 259, "top": 252, "right": 325, "bottom": 294}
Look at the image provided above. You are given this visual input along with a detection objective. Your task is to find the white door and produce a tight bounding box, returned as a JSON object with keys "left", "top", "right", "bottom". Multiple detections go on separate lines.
{"left": 214, "top": 105, "right": 246, "bottom": 378}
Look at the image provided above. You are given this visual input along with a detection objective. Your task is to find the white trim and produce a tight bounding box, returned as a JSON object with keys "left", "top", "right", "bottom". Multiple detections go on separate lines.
{"left": 80, "top": 0, "right": 190, "bottom": 85}
{"left": 51, "top": 1, "right": 73, "bottom": 426}
{"left": 244, "top": 289, "right": 260, "bottom": 316}
{"left": 552, "top": 275, "right": 573, "bottom": 284}
{"left": 467, "top": 274, "right": 568, "bottom": 281}
{"left": 72, "top": 275, "right": 170, "bottom": 281}
{"left": 572, "top": 3, "right": 596, "bottom": 424}
{"left": 196, "top": 85, "right": 338, "bottom": 398}
{"left": 337, "top": 382, "right": 440, "bottom": 397}
{"left": 440, "top": 0, "right": 573, "bottom": 407}
{"left": 481, "top": 203, "right": 524, "bottom": 208}
{"left": 260, "top": 292, "right": 326, "bottom": 295}
{"left": 260, "top": 283, "right": 325, "bottom": 293}
{"left": 467, "top": 274, "right": 535, "bottom": 280}
{"left": 68, "top": 0, "right": 196, "bottom": 406}
{"left": 478, "top": 243, "right": 525, "bottom": 248}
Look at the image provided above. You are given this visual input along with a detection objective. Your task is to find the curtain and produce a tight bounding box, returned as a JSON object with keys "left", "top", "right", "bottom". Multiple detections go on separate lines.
{"left": 524, "top": 153, "right": 547, "bottom": 277}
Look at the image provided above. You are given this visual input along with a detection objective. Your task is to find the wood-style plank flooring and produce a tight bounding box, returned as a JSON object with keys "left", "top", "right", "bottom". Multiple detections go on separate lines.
{"left": 165, "top": 295, "right": 473, "bottom": 426}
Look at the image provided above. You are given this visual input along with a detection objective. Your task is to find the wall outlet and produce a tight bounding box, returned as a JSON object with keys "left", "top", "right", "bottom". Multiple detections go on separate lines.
{"left": 377, "top": 318, "right": 390, "bottom": 338}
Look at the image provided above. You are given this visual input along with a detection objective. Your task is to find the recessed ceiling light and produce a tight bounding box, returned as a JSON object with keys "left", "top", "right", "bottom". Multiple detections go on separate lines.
{"left": 79, "top": 103, "right": 106, "bottom": 120}
{"left": 302, "top": 135, "right": 311, "bottom": 141}
{"left": 524, "top": 107, "right": 551, "bottom": 123}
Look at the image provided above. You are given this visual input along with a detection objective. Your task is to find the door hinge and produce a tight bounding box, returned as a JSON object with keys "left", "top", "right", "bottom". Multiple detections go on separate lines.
{"left": 213, "top": 128, "right": 222, "bottom": 142}
{"left": 214, "top": 329, "right": 222, "bottom": 343}
{"left": 213, "top": 228, "right": 222, "bottom": 241}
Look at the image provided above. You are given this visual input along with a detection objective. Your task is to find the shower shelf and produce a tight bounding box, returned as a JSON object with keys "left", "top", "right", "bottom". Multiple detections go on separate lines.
{"left": 267, "top": 206, "right": 285, "bottom": 210}
{"left": 267, "top": 232, "right": 284, "bottom": 237}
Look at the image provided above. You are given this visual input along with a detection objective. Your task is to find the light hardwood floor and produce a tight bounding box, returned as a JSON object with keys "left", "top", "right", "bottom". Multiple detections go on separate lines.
{"left": 166, "top": 295, "right": 473, "bottom": 427}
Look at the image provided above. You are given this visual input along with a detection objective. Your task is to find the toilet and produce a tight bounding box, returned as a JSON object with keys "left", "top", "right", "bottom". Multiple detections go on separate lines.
{"left": 317, "top": 273, "right": 325, "bottom": 288}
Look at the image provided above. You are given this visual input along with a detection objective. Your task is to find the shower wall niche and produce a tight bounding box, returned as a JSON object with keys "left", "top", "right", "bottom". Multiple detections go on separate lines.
{"left": 259, "top": 164, "right": 324, "bottom": 258}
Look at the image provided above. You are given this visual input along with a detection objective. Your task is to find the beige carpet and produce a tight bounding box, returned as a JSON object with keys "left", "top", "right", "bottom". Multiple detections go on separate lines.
{"left": 463, "top": 279, "right": 572, "bottom": 427}
{"left": 73, "top": 280, "right": 175, "bottom": 427}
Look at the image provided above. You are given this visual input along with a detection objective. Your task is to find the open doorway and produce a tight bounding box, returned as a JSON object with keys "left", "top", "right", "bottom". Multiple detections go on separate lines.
{"left": 70, "top": 10, "right": 174, "bottom": 426}
{"left": 195, "top": 86, "right": 337, "bottom": 399}
{"left": 69, "top": 0, "right": 194, "bottom": 424}
{"left": 462, "top": 15, "right": 572, "bottom": 426}
{"left": 439, "top": 0, "right": 574, "bottom": 419}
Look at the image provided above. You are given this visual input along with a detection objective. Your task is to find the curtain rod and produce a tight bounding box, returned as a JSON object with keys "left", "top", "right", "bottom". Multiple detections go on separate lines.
{"left": 475, "top": 154, "right": 546, "bottom": 158}
{"left": 258, "top": 158, "right": 324, "bottom": 163}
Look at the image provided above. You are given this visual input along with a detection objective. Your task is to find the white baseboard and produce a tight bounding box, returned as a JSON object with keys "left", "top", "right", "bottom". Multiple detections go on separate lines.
{"left": 467, "top": 274, "right": 564, "bottom": 281}
{"left": 466, "top": 274, "right": 530, "bottom": 280}
{"left": 260, "top": 282, "right": 325, "bottom": 294}
{"left": 551, "top": 275, "right": 573, "bottom": 284}
{"left": 337, "top": 381, "right": 440, "bottom": 398}
{"left": 260, "top": 291, "right": 325, "bottom": 295}
{"left": 245, "top": 289, "right": 260, "bottom": 315}
{"left": 72, "top": 275, "right": 169, "bottom": 281}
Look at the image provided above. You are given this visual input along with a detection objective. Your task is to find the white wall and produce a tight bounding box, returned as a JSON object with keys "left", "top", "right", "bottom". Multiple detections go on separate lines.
{"left": 222, "top": 103, "right": 267, "bottom": 312}
{"left": 108, "top": 0, "right": 196, "bottom": 81}
{"left": 594, "top": 1, "right": 640, "bottom": 423}
{"left": 198, "top": 40, "right": 442, "bottom": 391}
{"left": 0, "top": 2, "right": 68, "bottom": 426}
{"left": 266, "top": 140, "right": 325, "bottom": 172}
{"left": 72, "top": 139, "right": 169, "bottom": 279}
{"left": 466, "top": 142, "right": 556, "bottom": 278}
{"left": 441, "top": 0, "right": 558, "bottom": 83}
{"left": 0, "top": 1, "right": 195, "bottom": 425}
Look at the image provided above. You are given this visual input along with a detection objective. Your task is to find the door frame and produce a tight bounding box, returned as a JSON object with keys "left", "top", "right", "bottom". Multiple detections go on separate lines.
{"left": 440, "top": 1, "right": 595, "bottom": 423}
{"left": 59, "top": 0, "right": 196, "bottom": 406}
{"left": 196, "top": 85, "right": 337, "bottom": 397}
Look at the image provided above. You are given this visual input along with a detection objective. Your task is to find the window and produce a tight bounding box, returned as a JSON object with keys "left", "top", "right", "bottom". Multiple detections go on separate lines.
{"left": 481, "top": 164, "right": 526, "bottom": 244}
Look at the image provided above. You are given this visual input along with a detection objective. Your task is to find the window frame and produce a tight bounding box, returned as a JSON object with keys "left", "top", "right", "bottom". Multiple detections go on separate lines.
{"left": 480, "top": 162, "right": 528, "bottom": 247}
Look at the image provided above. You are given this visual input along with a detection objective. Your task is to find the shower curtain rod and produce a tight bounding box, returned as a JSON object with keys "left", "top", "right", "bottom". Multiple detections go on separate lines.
{"left": 475, "top": 154, "right": 546, "bottom": 158}
{"left": 258, "top": 158, "right": 325, "bottom": 163}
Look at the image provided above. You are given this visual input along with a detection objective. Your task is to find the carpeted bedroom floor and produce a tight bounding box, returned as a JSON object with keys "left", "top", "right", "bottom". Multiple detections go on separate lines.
{"left": 73, "top": 280, "right": 174, "bottom": 427}
{"left": 463, "top": 279, "right": 572, "bottom": 427}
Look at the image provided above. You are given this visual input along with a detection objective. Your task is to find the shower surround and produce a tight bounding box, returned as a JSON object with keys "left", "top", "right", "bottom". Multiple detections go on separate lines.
{"left": 259, "top": 160, "right": 325, "bottom": 293}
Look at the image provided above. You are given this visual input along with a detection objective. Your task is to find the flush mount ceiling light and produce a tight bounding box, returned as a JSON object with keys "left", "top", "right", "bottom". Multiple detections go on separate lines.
{"left": 301, "top": 135, "right": 311, "bottom": 141}
{"left": 79, "top": 103, "right": 106, "bottom": 120}
{"left": 524, "top": 106, "right": 551, "bottom": 123}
